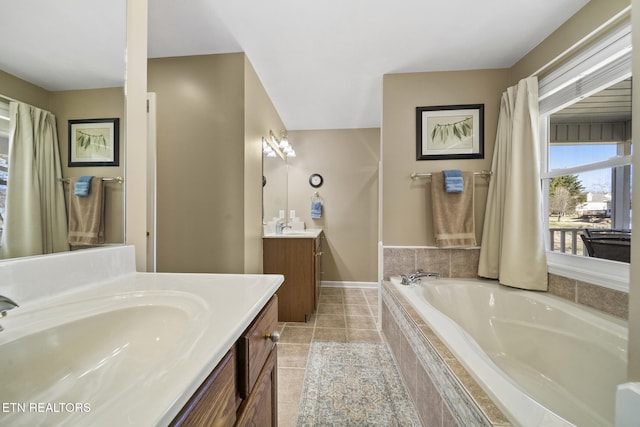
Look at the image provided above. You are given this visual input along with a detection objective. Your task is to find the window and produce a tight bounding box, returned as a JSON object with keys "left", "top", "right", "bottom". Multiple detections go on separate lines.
{"left": 539, "top": 19, "right": 631, "bottom": 291}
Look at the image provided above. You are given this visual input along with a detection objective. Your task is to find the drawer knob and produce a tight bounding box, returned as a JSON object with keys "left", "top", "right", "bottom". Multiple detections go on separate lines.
{"left": 265, "top": 331, "right": 280, "bottom": 343}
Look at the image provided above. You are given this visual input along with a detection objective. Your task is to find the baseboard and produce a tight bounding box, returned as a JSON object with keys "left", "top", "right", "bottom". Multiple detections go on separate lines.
{"left": 321, "top": 281, "right": 378, "bottom": 289}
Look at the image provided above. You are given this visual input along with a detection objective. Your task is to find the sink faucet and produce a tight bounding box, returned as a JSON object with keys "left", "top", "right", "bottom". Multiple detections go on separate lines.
{"left": 275, "top": 219, "right": 291, "bottom": 235}
{"left": 400, "top": 270, "right": 440, "bottom": 285}
{"left": 0, "top": 295, "right": 19, "bottom": 332}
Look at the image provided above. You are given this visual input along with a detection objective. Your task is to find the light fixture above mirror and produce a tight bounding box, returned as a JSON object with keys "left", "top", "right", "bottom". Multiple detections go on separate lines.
{"left": 263, "top": 130, "right": 295, "bottom": 159}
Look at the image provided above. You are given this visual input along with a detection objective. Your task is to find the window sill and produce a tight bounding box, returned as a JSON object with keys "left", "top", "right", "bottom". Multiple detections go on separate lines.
{"left": 547, "top": 251, "right": 629, "bottom": 292}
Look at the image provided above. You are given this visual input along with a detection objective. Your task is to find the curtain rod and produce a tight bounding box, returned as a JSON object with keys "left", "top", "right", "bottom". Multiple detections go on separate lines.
{"left": 58, "top": 176, "right": 124, "bottom": 184}
{"left": 411, "top": 171, "right": 492, "bottom": 180}
{"left": 528, "top": 5, "right": 631, "bottom": 78}
{"left": 0, "top": 93, "right": 18, "bottom": 103}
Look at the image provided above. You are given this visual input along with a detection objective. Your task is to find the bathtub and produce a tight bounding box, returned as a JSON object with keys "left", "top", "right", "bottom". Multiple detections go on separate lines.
{"left": 388, "top": 276, "right": 628, "bottom": 427}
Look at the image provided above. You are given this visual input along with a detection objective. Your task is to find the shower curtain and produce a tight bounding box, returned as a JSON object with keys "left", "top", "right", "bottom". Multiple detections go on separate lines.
{"left": 0, "top": 102, "right": 68, "bottom": 258}
{"left": 478, "top": 77, "right": 548, "bottom": 290}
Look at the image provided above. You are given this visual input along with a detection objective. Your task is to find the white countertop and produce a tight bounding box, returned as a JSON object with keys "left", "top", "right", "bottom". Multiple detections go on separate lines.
{"left": 263, "top": 228, "right": 323, "bottom": 239}
{"left": 0, "top": 247, "right": 283, "bottom": 427}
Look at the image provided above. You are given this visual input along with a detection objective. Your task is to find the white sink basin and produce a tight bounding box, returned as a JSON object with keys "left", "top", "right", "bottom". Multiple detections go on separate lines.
{"left": 0, "top": 291, "right": 207, "bottom": 426}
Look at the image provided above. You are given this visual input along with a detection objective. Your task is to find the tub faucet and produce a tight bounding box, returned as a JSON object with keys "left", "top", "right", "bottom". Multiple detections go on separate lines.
{"left": 0, "top": 295, "right": 19, "bottom": 332}
{"left": 401, "top": 270, "right": 440, "bottom": 285}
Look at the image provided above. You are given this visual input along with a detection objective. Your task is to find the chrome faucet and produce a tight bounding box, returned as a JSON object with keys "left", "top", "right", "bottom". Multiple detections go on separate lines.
{"left": 0, "top": 295, "right": 19, "bottom": 332}
{"left": 400, "top": 270, "right": 440, "bottom": 285}
{"left": 275, "top": 219, "right": 291, "bottom": 235}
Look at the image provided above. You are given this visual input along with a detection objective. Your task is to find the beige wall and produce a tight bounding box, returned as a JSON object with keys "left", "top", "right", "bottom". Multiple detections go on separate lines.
{"left": 244, "top": 57, "right": 286, "bottom": 273}
{"left": 0, "top": 69, "right": 49, "bottom": 109}
{"left": 149, "top": 53, "right": 282, "bottom": 274}
{"left": 49, "top": 88, "right": 125, "bottom": 244}
{"left": 382, "top": 69, "right": 510, "bottom": 246}
{"left": 287, "top": 129, "right": 379, "bottom": 282}
{"left": 149, "top": 54, "right": 245, "bottom": 273}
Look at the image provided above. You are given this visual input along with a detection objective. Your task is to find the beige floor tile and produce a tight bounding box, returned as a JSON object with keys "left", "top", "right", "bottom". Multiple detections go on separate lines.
{"left": 344, "top": 304, "right": 372, "bottom": 316}
{"left": 317, "top": 303, "right": 345, "bottom": 315}
{"left": 347, "top": 329, "right": 383, "bottom": 342}
{"left": 313, "top": 327, "right": 347, "bottom": 341}
{"left": 285, "top": 321, "right": 313, "bottom": 328}
{"left": 280, "top": 326, "right": 314, "bottom": 344}
{"left": 316, "top": 314, "right": 346, "bottom": 328}
{"left": 346, "top": 315, "right": 377, "bottom": 330}
{"left": 343, "top": 288, "right": 365, "bottom": 297}
{"left": 278, "top": 401, "right": 300, "bottom": 427}
{"left": 277, "top": 344, "right": 310, "bottom": 369}
{"left": 319, "top": 294, "right": 343, "bottom": 304}
{"left": 319, "top": 287, "right": 343, "bottom": 296}
{"left": 278, "top": 367, "right": 307, "bottom": 404}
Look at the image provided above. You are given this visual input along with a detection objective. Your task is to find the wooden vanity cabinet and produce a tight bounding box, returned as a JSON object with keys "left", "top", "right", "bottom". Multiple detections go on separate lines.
{"left": 263, "top": 232, "right": 323, "bottom": 322}
{"left": 170, "top": 296, "right": 279, "bottom": 427}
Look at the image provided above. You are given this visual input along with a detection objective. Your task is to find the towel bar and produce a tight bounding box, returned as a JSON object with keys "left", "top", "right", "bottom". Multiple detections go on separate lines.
{"left": 58, "top": 176, "right": 124, "bottom": 184}
{"left": 411, "top": 170, "right": 492, "bottom": 180}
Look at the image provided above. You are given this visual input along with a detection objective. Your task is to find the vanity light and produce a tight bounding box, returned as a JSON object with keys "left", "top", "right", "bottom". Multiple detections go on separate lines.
{"left": 262, "top": 137, "right": 277, "bottom": 157}
{"left": 267, "top": 130, "right": 296, "bottom": 158}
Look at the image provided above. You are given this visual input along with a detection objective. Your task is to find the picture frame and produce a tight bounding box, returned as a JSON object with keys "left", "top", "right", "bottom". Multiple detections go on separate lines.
{"left": 416, "top": 104, "right": 484, "bottom": 160}
{"left": 68, "top": 118, "right": 119, "bottom": 167}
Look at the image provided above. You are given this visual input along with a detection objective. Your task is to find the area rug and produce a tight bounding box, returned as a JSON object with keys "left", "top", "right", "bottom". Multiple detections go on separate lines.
{"left": 296, "top": 341, "right": 422, "bottom": 426}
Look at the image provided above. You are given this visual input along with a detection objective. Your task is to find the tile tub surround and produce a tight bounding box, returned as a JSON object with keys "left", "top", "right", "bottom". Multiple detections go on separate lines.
{"left": 383, "top": 246, "right": 480, "bottom": 280}
{"left": 383, "top": 246, "right": 628, "bottom": 319}
{"left": 381, "top": 280, "right": 511, "bottom": 427}
{"left": 548, "top": 273, "right": 628, "bottom": 320}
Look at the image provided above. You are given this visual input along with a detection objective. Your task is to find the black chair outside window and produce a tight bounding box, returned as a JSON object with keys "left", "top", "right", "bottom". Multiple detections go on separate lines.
{"left": 580, "top": 229, "right": 631, "bottom": 263}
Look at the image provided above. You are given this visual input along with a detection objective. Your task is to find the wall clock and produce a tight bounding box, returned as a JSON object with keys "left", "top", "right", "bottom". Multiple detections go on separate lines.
{"left": 309, "top": 173, "right": 323, "bottom": 188}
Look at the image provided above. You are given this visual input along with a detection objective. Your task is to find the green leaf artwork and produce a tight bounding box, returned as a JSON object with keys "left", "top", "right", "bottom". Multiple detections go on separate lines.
{"left": 431, "top": 116, "right": 473, "bottom": 145}
{"left": 76, "top": 130, "right": 108, "bottom": 152}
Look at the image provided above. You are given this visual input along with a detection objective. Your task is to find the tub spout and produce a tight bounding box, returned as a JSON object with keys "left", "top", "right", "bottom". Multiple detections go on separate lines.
{"left": 408, "top": 270, "right": 440, "bottom": 283}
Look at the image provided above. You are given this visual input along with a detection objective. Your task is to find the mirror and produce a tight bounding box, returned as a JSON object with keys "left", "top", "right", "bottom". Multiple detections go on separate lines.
{"left": 0, "top": 0, "right": 127, "bottom": 260}
{"left": 263, "top": 152, "right": 288, "bottom": 229}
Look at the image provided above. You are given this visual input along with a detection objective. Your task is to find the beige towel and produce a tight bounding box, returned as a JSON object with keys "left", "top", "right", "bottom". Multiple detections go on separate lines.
{"left": 431, "top": 172, "right": 477, "bottom": 248}
{"left": 68, "top": 177, "right": 105, "bottom": 245}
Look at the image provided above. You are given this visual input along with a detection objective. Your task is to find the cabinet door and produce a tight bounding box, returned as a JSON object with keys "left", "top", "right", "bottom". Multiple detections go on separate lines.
{"left": 263, "top": 238, "right": 315, "bottom": 322}
{"left": 169, "top": 349, "right": 237, "bottom": 427}
{"left": 236, "top": 349, "right": 277, "bottom": 427}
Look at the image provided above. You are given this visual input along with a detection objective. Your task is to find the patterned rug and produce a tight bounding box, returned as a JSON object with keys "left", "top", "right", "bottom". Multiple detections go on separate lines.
{"left": 296, "top": 341, "right": 422, "bottom": 426}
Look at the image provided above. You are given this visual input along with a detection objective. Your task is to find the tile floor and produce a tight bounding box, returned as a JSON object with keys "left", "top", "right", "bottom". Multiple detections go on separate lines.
{"left": 276, "top": 286, "right": 382, "bottom": 427}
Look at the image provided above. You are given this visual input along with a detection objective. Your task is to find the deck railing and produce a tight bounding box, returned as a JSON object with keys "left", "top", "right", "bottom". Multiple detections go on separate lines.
{"left": 549, "top": 228, "right": 587, "bottom": 256}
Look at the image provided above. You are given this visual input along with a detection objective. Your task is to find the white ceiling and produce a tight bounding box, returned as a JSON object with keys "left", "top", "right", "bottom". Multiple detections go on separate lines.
{"left": 0, "top": 0, "right": 127, "bottom": 91}
{"left": 3, "top": 0, "right": 591, "bottom": 130}
{"left": 148, "top": 0, "right": 590, "bottom": 130}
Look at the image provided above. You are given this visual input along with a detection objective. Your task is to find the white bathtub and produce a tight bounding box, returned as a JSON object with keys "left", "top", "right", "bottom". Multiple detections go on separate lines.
{"left": 389, "top": 276, "right": 628, "bottom": 427}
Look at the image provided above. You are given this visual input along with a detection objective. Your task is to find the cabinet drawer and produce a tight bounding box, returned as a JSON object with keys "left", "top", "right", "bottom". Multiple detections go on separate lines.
{"left": 237, "top": 295, "right": 278, "bottom": 398}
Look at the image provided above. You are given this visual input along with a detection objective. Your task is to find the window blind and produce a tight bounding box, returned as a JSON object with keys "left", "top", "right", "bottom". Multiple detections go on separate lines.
{"left": 539, "top": 19, "right": 632, "bottom": 116}
{"left": 0, "top": 100, "right": 9, "bottom": 137}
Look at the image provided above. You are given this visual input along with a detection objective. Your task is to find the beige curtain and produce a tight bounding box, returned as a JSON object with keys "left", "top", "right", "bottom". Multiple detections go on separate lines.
{"left": 478, "top": 77, "right": 547, "bottom": 290}
{"left": 0, "top": 102, "right": 68, "bottom": 258}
